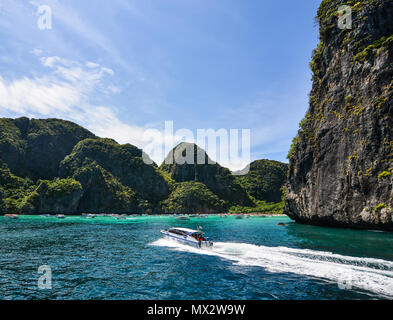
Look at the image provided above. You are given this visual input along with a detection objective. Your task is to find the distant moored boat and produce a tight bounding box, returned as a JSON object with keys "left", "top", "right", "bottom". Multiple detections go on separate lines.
{"left": 5, "top": 214, "right": 19, "bottom": 219}
{"left": 176, "top": 216, "right": 190, "bottom": 220}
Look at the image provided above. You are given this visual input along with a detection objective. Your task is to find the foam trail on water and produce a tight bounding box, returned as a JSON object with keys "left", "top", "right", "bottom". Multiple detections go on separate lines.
{"left": 151, "top": 239, "right": 393, "bottom": 298}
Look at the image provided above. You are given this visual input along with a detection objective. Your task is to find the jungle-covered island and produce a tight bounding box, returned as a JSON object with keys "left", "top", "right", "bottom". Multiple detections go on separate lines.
{"left": 0, "top": 117, "right": 287, "bottom": 215}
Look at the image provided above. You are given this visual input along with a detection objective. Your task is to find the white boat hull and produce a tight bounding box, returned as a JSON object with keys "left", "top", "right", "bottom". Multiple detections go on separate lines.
{"left": 161, "top": 230, "right": 213, "bottom": 248}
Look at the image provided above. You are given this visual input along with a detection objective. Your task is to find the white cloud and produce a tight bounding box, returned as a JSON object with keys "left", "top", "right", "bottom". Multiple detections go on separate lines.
{"left": 31, "top": 48, "right": 43, "bottom": 56}
{"left": 0, "top": 55, "right": 115, "bottom": 116}
{"left": 0, "top": 54, "right": 176, "bottom": 166}
{"left": 108, "top": 85, "right": 121, "bottom": 93}
{"left": 0, "top": 55, "right": 108, "bottom": 120}
{"left": 86, "top": 61, "right": 100, "bottom": 68}
{"left": 0, "top": 75, "right": 80, "bottom": 115}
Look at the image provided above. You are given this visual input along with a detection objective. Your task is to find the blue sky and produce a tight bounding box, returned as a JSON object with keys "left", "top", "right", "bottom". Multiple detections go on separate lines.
{"left": 0, "top": 0, "right": 321, "bottom": 169}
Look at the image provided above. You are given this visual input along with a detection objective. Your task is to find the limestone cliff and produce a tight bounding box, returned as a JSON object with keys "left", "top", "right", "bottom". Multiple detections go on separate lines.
{"left": 0, "top": 188, "right": 5, "bottom": 214}
{"left": 20, "top": 179, "right": 83, "bottom": 214}
{"left": 160, "top": 142, "right": 253, "bottom": 207}
{"left": 59, "top": 138, "right": 169, "bottom": 212}
{"left": 162, "top": 181, "right": 227, "bottom": 214}
{"left": 0, "top": 117, "right": 95, "bottom": 180}
{"left": 285, "top": 0, "right": 393, "bottom": 230}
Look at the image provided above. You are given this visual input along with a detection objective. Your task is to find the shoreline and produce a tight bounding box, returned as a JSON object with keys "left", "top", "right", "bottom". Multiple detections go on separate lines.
{"left": 1, "top": 213, "right": 286, "bottom": 217}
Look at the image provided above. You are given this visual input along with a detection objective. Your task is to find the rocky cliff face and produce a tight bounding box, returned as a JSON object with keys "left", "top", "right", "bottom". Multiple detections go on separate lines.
{"left": 162, "top": 181, "right": 227, "bottom": 214}
{"left": 0, "top": 188, "right": 5, "bottom": 214}
{"left": 60, "top": 138, "right": 169, "bottom": 201}
{"left": 59, "top": 138, "right": 169, "bottom": 213}
{"left": 20, "top": 179, "right": 84, "bottom": 214}
{"left": 0, "top": 117, "right": 96, "bottom": 180}
{"left": 160, "top": 142, "right": 253, "bottom": 207}
{"left": 285, "top": 0, "right": 393, "bottom": 230}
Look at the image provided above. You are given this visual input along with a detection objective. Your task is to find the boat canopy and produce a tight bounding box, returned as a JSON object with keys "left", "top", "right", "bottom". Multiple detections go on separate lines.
{"left": 169, "top": 227, "right": 204, "bottom": 235}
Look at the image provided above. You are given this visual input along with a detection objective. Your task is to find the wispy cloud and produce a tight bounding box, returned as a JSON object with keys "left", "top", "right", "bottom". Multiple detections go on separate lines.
{"left": 0, "top": 54, "right": 111, "bottom": 115}
{"left": 0, "top": 54, "right": 180, "bottom": 166}
{"left": 0, "top": 54, "right": 130, "bottom": 134}
{"left": 0, "top": 75, "right": 79, "bottom": 115}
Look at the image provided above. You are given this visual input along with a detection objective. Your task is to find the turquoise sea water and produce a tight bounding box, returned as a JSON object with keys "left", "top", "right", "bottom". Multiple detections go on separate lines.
{"left": 1, "top": 215, "right": 393, "bottom": 300}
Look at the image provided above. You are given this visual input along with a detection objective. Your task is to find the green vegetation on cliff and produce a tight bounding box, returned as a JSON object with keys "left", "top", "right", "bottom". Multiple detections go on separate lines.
{"left": 162, "top": 181, "right": 226, "bottom": 214}
{"left": 0, "top": 164, "right": 35, "bottom": 213}
{"left": 67, "top": 160, "right": 139, "bottom": 214}
{"left": 0, "top": 166, "right": 83, "bottom": 214}
{"left": 354, "top": 34, "right": 393, "bottom": 62}
{"left": 235, "top": 160, "right": 288, "bottom": 203}
{"left": 160, "top": 142, "right": 253, "bottom": 207}
{"left": 0, "top": 117, "right": 95, "bottom": 179}
{"left": 0, "top": 188, "right": 5, "bottom": 214}
{"left": 60, "top": 137, "right": 169, "bottom": 211}
{"left": 0, "top": 118, "right": 287, "bottom": 214}
{"left": 229, "top": 201, "right": 284, "bottom": 214}
{"left": 160, "top": 144, "right": 287, "bottom": 214}
{"left": 19, "top": 178, "right": 83, "bottom": 214}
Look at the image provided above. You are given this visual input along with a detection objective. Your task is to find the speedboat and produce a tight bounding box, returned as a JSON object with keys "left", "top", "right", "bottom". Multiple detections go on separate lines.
{"left": 4, "top": 214, "right": 19, "bottom": 219}
{"left": 56, "top": 214, "right": 66, "bottom": 219}
{"left": 160, "top": 227, "right": 213, "bottom": 248}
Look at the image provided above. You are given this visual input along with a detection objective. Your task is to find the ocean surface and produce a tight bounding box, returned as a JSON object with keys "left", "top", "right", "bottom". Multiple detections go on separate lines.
{"left": 0, "top": 215, "right": 393, "bottom": 300}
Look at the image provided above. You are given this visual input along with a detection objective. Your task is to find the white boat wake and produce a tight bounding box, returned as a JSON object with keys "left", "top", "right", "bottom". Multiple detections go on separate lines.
{"left": 151, "top": 238, "right": 393, "bottom": 298}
